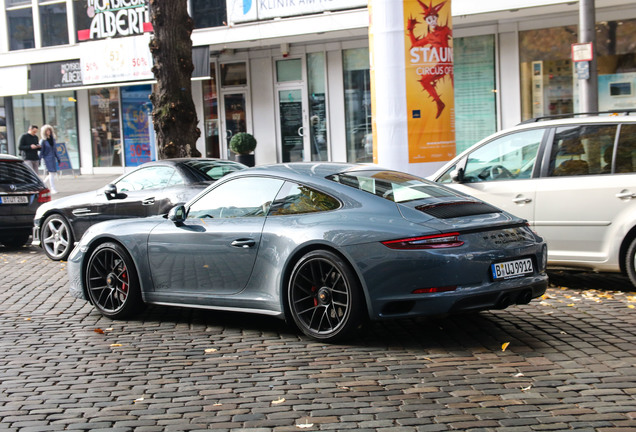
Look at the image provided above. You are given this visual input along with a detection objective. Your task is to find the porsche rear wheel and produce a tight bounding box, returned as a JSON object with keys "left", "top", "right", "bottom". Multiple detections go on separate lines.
{"left": 85, "top": 242, "right": 143, "bottom": 319}
{"left": 288, "top": 250, "right": 364, "bottom": 342}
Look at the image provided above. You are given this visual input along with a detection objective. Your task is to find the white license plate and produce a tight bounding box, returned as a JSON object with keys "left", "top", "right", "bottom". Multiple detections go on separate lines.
{"left": 0, "top": 195, "right": 28, "bottom": 204}
{"left": 491, "top": 258, "right": 533, "bottom": 280}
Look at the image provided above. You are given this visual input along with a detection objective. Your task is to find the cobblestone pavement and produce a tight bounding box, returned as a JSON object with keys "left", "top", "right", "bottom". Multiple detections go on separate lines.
{"left": 1, "top": 246, "right": 635, "bottom": 431}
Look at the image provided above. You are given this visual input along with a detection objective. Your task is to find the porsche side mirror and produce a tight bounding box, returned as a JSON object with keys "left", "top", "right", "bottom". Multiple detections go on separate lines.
{"left": 168, "top": 205, "right": 187, "bottom": 226}
{"left": 104, "top": 184, "right": 117, "bottom": 199}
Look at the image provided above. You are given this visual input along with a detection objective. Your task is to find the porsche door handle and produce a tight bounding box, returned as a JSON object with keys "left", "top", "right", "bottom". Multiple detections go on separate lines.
{"left": 142, "top": 197, "right": 155, "bottom": 205}
{"left": 231, "top": 239, "right": 256, "bottom": 248}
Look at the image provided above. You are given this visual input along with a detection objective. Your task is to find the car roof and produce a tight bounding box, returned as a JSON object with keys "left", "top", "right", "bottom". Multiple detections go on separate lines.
{"left": 241, "top": 162, "right": 379, "bottom": 178}
{"left": 0, "top": 153, "right": 24, "bottom": 162}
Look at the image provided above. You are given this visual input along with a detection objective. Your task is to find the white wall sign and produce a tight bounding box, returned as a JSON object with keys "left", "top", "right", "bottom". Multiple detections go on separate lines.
{"left": 80, "top": 35, "right": 153, "bottom": 85}
{"left": 227, "top": 0, "right": 367, "bottom": 24}
{"left": 0, "top": 66, "right": 28, "bottom": 97}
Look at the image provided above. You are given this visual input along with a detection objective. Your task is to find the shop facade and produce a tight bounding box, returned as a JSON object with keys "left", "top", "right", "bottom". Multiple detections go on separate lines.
{"left": 0, "top": 0, "right": 634, "bottom": 176}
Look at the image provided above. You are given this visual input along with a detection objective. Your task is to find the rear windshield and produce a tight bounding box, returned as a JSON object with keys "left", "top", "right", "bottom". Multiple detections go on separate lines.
{"left": 182, "top": 160, "right": 244, "bottom": 182}
{"left": 0, "top": 160, "right": 41, "bottom": 186}
{"left": 327, "top": 170, "right": 458, "bottom": 203}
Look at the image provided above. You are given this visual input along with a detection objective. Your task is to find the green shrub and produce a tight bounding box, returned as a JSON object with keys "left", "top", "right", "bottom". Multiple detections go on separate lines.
{"left": 229, "top": 132, "right": 257, "bottom": 155}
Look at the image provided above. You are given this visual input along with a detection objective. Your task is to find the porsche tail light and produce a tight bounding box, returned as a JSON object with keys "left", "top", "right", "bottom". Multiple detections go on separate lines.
{"left": 382, "top": 232, "right": 463, "bottom": 249}
{"left": 38, "top": 189, "right": 51, "bottom": 203}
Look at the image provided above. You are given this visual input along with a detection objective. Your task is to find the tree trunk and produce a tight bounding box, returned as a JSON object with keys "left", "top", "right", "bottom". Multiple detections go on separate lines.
{"left": 148, "top": 0, "right": 201, "bottom": 159}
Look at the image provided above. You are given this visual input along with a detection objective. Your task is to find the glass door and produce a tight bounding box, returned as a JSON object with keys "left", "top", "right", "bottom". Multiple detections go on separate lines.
{"left": 220, "top": 92, "right": 247, "bottom": 159}
{"left": 277, "top": 88, "right": 308, "bottom": 162}
{"left": 275, "top": 58, "right": 310, "bottom": 162}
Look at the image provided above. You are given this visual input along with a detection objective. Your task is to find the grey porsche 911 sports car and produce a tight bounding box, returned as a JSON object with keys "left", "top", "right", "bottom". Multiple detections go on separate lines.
{"left": 67, "top": 162, "right": 548, "bottom": 342}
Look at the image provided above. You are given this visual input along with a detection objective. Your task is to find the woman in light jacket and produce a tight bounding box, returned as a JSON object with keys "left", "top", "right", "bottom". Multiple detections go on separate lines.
{"left": 39, "top": 124, "right": 61, "bottom": 194}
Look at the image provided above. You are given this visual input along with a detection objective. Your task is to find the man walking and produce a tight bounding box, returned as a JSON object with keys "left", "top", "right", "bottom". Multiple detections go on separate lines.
{"left": 19, "top": 125, "right": 41, "bottom": 173}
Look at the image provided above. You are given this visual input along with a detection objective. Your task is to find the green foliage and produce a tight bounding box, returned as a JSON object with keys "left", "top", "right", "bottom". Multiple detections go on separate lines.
{"left": 229, "top": 132, "right": 257, "bottom": 155}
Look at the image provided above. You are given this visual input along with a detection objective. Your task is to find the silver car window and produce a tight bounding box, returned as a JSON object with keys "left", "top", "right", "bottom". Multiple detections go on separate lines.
{"left": 548, "top": 124, "right": 617, "bottom": 177}
{"left": 463, "top": 129, "right": 544, "bottom": 183}
{"left": 614, "top": 124, "right": 636, "bottom": 174}
{"left": 188, "top": 176, "right": 284, "bottom": 219}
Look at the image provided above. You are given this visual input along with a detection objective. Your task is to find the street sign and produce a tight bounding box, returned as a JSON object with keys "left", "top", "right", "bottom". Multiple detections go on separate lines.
{"left": 572, "top": 42, "right": 593, "bottom": 62}
{"left": 576, "top": 61, "right": 590, "bottom": 80}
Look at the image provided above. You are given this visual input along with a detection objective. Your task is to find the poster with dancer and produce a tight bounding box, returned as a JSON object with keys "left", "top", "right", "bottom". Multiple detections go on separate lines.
{"left": 404, "top": 0, "right": 455, "bottom": 163}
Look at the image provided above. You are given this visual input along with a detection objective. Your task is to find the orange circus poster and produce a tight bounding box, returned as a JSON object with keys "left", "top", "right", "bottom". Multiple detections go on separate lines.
{"left": 404, "top": 0, "right": 455, "bottom": 163}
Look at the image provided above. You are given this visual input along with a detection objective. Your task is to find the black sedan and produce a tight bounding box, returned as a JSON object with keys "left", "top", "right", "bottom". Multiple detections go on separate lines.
{"left": 33, "top": 158, "right": 245, "bottom": 260}
{"left": 0, "top": 154, "right": 51, "bottom": 247}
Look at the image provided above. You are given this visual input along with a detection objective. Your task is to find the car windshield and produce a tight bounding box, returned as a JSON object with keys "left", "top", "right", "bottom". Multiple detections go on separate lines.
{"left": 182, "top": 160, "right": 244, "bottom": 181}
{"left": 327, "top": 170, "right": 458, "bottom": 203}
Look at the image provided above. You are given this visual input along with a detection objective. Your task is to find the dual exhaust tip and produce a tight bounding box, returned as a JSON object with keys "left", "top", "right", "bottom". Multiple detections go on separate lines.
{"left": 496, "top": 289, "right": 533, "bottom": 309}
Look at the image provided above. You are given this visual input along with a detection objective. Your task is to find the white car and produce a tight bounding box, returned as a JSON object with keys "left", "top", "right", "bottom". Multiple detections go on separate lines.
{"left": 431, "top": 112, "right": 636, "bottom": 287}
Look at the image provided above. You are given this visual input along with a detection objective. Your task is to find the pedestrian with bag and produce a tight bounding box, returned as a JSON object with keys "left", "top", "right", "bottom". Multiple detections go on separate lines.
{"left": 18, "top": 125, "right": 41, "bottom": 173}
{"left": 39, "top": 124, "right": 61, "bottom": 194}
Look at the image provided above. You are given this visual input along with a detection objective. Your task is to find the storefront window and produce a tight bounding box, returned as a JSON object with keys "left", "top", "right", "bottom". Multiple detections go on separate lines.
{"left": 89, "top": 88, "right": 122, "bottom": 167}
{"left": 221, "top": 62, "right": 247, "bottom": 87}
{"left": 43, "top": 91, "right": 79, "bottom": 170}
{"left": 121, "top": 85, "right": 155, "bottom": 167}
{"left": 454, "top": 35, "right": 497, "bottom": 153}
{"left": 203, "top": 65, "right": 220, "bottom": 158}
{"left": 190, "top": 0, "right": 226, "bottom": 29}
{"left": 39, "top": 2, "right": 69, "bottom": 47}
{"left": 7, "top": 6, "right": 35, "bottom": 50}
{"left": 343, "top": 48, "right": 372, "bottom": 163}
{"left": 12, "top": 94, "right": 44, "bottom": 152}
{"left": 520, "top": 19, "right": 636, "bottom": 120}
{"left": 308, "top": 52, "right": 328, "bottom": 161}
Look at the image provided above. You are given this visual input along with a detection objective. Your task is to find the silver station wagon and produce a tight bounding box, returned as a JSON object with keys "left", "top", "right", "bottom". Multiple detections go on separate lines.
{"left": 432, "top": 111, "right": 636, "bottom": 287}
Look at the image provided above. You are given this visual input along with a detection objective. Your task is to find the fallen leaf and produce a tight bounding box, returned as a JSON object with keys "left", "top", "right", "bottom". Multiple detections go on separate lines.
{"left": 24, "top": 317, "right": 31, "bottom": 321}
{"left": 110, "top": 343, "right": 122, "bottom": 347}
{"left": 521, "top": 385, "right": 532, "bottom": 391}
{"left": 628, "top": 305, "right": 635, "bottom": 309}
{"left": 213, "top": 403, "right": 222, "bottom": 406}
{"left": 501, "top": 342, "right": 510, "bottom": 352}
{"left": 105, "top": 328, "right": 114, "bottom": 331}
{"left": 204, "top": 348, "right": 218, "bottom": 353}
{"left": 567, "top": 303, "right": 575, "bottom": 307}
{"left": 272, "top": 397, "right": 285, "bottom": 405}
{"left": 134, "top": 397, "right": 145, "bottom": 403}
{"left": 297, "top": 420, "right": 314, "bottom": 429}
{"left": 513, "top": 372, "right": 525, "bottom": 377}
{"left": 560, "top": 331, "right": 567, "bottom": 335}
{"left": 94, "top": 328, "right": 105, "bottom": 334}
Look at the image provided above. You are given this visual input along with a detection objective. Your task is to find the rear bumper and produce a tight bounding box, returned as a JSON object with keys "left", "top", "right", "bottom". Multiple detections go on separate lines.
{"left": 372, "top": 274, "right": 548, "bottom": 319}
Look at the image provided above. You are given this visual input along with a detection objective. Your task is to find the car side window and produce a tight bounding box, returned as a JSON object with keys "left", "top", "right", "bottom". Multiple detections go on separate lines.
{"left": 268, "top": 182, "right": 340, "bottom": 216}
{"left": 116, "top": 166, "right": 177, "bottom": 191}
{"left": 548, "top": 125, "right": 617, "bottom": 177}
{"left": 436, "top": 164, "right": 456, "bottom": 184}
{"left": 613, "top": 124, "right": 636, "bottom": 174}
{"left": 187, "top": 177, "right": 284, "bottom": 219}
{"left": 463, "top": 129, "right": 544, "bottom": 183}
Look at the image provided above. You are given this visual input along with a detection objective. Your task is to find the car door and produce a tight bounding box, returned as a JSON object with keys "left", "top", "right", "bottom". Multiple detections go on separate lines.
{"left": 110, "top": 165, "right": 177, "bottom": 220}
{"left": 438, "top": 128, "right": 547, "bottom": 223}
{"left": 533, "top": 123, "right": 632, "bottom": 263}
{"left": 147, "top": 176, "right": 284, "bottom": 296}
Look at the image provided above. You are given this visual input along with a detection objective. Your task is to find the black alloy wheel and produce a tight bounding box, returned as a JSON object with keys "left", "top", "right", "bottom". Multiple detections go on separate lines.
{"left": 85, "top": 242, "right": 143, "bottom": 319}
{"left": 288, "top": 250, "right": 364, "bottom": 342}
{"left": 41, "top": 214, "right": 74, "bottom": 261}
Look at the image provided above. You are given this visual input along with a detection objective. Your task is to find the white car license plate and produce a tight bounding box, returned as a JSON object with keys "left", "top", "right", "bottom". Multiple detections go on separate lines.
{"left": 492, "top": 258, "right": 533, "bottom": 280}
{"left": 0, "top": 195, "right": 28, "bottom": 204}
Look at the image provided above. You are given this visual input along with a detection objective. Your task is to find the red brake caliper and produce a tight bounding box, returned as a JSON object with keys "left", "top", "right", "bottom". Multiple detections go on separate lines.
{"left": 311, "top": 286, "right": 317, "bottom": 306}
{"left": 121, "top": 267, "right": 128, "bottom": 293}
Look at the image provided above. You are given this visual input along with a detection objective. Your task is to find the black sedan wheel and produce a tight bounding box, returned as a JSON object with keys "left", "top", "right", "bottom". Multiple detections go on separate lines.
{"left": 41, "top": 214, "right": 73, "bottom": 261}
{"left": 85, "top": 242, "right": 143, "bottom": 319}
{"left": 288, "top": 250, "right": 364, "bottom": 342}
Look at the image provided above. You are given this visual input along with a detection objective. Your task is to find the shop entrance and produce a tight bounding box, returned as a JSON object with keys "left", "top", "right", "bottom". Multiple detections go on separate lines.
{"left": 220, "top": 91, "right": 248, "bottom": 159}
{"left": 275, "top": 58, "right": 311, "bottom": 162}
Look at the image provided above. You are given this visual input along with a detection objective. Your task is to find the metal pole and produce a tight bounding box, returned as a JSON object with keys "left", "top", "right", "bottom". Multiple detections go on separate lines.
{"left": 579, "top": 0, "right": 598, "bottom": 113}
